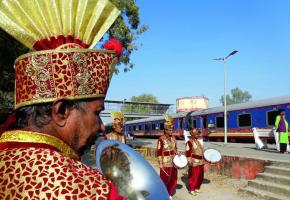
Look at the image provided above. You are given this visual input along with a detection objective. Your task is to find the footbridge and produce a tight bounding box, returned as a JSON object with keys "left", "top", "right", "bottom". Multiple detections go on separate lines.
{"left": 101, "top": 100, "right": 173, "bottom": 120}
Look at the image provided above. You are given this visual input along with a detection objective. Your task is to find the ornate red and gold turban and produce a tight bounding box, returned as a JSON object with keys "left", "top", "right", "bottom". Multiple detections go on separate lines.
{"left": 164, "top": 115, "right": 174, "bottom": 129}
{"left": 0, "top": 0, "right": 120, "bottom": 109}
{"left": 111, "top": 112, "right": 124, "bottom": 128}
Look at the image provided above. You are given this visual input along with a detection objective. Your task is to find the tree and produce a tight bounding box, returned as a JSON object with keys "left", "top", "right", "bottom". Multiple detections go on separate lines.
{"left": 122, "top": 94, "right": 159, "bottom": 119}
{"left": 220, "top": 88, "right": 252, "bottom": 106}
{"left": 0, "top": 29, "right": 29, "bottom": 123}
{"left": 0, "top": 0, "right": 147, "bottom": 122}
{"left": 108, "top": 0, "right": 148, "bottom": 73}
{"left": 130, "top": 94, "right": 159, "bottom": 103}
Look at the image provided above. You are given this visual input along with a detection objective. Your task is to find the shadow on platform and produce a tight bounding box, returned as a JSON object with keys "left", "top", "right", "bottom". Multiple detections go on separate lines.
{"left": 243, "top": 147, "right": 280, "bottom": 153}
{"left": 179, "top": 172, "right": 211, "bottom": 191}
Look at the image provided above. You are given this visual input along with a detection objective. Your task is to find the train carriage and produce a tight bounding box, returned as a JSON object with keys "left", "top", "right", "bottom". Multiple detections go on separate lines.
{"left": 125, "top": 95, "right": 290, "bottom": 142}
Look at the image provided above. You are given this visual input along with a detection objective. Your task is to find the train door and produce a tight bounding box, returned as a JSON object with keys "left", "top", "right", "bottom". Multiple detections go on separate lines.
{"left": 200, "top": 116, "right": 208, "bottom": 138}
{"left": 192, "top": 118, "right": 197, "bottom": 128}
{"left": 178, "top": 118, "right": 184, "bottom": 137}
{"left": 178, "top": 118, "right": 183, "bottom": 129}
{"left": 186, "top": 117, "right": 191, "bottom": 130}
{"left": 201, "top": 116, "right": 207, "bottom": 131}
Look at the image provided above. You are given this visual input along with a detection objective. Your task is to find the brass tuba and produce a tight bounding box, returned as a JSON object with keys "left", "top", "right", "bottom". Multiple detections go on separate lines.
{"left": 96, "top": 140, "right": 169, "bottom": 200}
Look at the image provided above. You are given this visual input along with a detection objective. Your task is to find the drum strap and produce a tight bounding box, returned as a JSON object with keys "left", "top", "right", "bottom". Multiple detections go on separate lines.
{"left": 191, "top": 154, "right": 202, "bottom": 160}
{"left": 161, "top": 137, "right": 176, "bottom": 157}
{"left": 163, "top": 150, "right": 176, "bottom": 156}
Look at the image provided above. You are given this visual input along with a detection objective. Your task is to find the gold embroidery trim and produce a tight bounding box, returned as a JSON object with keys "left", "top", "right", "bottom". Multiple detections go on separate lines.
{"left": 0, "top": 130, "right": 79, "bottom": 160}
{"left": 15, "top": 94, "right": 106, "bottom": 110}
{"left": 15, "top": 48, "right": 117, "bottom": 62}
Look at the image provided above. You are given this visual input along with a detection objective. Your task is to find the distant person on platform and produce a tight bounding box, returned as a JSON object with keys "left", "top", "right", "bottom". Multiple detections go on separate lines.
{"left": 157, "top": 115, "right": 178, "bottom": 200}
{"left": 0, "top": 0, "right": 126, "bottom": 199}
{"left": 185, "top": 128, "right": 204, "bottom": 196}
{"left": 105, "top": 112, "right": 126, "bottom": 144}
{"left": 275, "top": 109, "right": 289, "bottom": 154}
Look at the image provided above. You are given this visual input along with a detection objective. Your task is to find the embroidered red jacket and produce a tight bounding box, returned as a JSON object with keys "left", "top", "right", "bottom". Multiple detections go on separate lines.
{"left": 185, "top": 139, "right": 204, "bottom": 167}
{"left": 157, "top": 135, "right": 177, "bottom": 167}
{"left": 0, "top": 130, "right": 126, "bottom": 200}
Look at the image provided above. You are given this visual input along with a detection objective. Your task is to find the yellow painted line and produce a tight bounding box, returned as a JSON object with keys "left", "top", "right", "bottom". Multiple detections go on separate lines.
{"left": 208, "top": 132, "right": 253, "bottom": 137}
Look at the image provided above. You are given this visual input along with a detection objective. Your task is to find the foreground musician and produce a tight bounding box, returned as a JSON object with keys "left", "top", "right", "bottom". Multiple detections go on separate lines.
{"left": 105, "top": 112, "right": 126, "bottom": 143}
{"left": 185, "top": 128, "right": 204, "bottom": 195}
{"left": 0, "top": 0, "right": 126, "bottom": 199}
{"left": 157, "top": 115, "right": 178, "bottom": 199}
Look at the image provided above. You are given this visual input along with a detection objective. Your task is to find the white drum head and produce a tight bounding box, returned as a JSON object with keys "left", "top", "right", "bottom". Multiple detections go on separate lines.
{"left": 173, "top": 155, "right": 188, "bottom": 169}
{"left": 204, "top": 148, "right": 222, "bottom": 164}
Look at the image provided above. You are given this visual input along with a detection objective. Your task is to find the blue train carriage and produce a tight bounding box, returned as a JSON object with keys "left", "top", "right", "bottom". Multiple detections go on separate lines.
{"left": 124, "top": 95, "right": 290, "bottom": 142}
{"left": 124, "top": 112, "right": 188, "bottom": 139}
{"left": 195, "top": 95, "right": 290, "bottom": 142}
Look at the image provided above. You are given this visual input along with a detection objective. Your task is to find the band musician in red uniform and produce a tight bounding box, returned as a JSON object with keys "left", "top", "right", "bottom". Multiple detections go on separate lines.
{"left": 0, "top": 0, "right": 126, "bottom": 199}
{"left": 185, "top": 128, "right": 204, "bottom": 196}
{"left": 157, "top": 115, "right": 179, "bottom": 199}
{"left": 105, "top": 112, "right": 126, "bottom": 143}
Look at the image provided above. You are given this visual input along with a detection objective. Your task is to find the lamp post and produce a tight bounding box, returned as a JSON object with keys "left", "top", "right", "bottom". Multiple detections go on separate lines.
{"left": 122, "top": 99, "right": 127, "bottom": 136}
{"left": 213, "top": 50, "right": 238, "bottom": 144}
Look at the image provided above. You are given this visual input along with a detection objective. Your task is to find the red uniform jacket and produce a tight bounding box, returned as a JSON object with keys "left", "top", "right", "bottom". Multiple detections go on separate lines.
{"left": 157, "top": 135, "right": 177, "bottom": 167}
{"left": 0, "top": 130, "right": 126, "bottom": 200}
{"left": 185, "top": 138, "right": 204, "bottom": 167}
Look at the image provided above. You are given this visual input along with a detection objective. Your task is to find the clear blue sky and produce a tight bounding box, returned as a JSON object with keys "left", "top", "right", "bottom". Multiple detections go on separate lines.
{"left": 106, "top": 0, "right": 290, "bottom": 108}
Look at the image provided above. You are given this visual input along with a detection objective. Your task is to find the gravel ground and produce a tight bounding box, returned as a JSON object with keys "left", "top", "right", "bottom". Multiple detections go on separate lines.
{"left": 148, "top": 158, "right": 260, "bottom": 200}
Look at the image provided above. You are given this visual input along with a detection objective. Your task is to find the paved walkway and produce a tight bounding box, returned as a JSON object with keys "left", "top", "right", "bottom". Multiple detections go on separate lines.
{"left": 128, "top": 139, "right": 290, "bottom": 163}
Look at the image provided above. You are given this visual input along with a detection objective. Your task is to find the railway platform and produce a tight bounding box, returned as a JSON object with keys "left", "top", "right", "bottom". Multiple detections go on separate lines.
{"left": 83, "top": 139, "right": 289, "bottom": 200}
{"left": 128, "top": 139, "right": 290, "bottom": 200}
{"left": 129, "top": 139, "right": 290, "bottom": 180}
{"left": 128, "top": 139, "right": 290, "bottom": 163}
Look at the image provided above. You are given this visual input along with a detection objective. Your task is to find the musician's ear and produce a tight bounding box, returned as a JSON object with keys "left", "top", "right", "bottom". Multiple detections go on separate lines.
{"left": 51, "top": 99, "right": 74, "bottom": 127}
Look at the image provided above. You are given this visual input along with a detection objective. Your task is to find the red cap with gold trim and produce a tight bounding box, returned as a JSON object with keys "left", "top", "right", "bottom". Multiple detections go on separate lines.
{"left": 111, "top": 112, "right": 124, "bottom": 129}
{"left": 164, "top": 115, "right": 174, "bottom": 129}
{"left": 0, "top": 0, "right": 121, "bottom": 109}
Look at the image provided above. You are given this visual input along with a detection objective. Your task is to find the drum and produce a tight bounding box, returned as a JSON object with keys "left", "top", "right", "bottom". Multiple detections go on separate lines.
{"left": 203, "top": 148, "right": 222, "bottom": 164}
{"left": 173, "top": 155, "right": 188, "bottom": 169}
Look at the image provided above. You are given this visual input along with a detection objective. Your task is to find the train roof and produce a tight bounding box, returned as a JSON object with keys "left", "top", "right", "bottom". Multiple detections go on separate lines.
{"left": 125, "top": 95, "right": 290, "bottom": 124}
{"left": 125, "top": 111, "right": 188, "bottom": 124}
{"left": 191, "top": 95, "right": 290, "bottom": 116}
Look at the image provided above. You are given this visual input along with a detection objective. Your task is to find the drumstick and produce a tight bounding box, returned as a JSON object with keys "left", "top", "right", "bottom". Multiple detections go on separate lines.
{"left": 161, "top": 168, "right": 169, "bottom": 176}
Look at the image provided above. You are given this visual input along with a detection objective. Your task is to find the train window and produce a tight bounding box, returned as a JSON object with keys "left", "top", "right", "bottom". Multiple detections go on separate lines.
{"left": 145, "top": 124, "right": 149, "bottom": 131}
{"left": 160, "top": 123, "right": 165, "bottom": 130}
{"left": 267, "top": 110, "right": 279, "bottom": 126}
{"left": 216, "top": 116, "right": 224, "bottom": 128}
{"left": 129, "top": 126, "right": 132, "bottom": 131}
{"left": 152, "top": 123, "right": 156, "bottom": 130}
{"left": 138, "top": 125, "right": 142, "bottom": 131}
{"left": 238, "top": 114, "right": 252, "bottom": 127}
{"left": 192, "top": 119, "right": 197, "bottom": 128}
{"left": 133, "top": 126, "right": 136, "bottom": 131}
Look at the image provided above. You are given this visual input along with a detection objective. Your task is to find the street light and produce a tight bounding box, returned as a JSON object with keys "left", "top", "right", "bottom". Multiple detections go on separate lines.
{"left": 213, "top": 50, "right": 238, "bottom": 144}
{"left": 122, "top": 99, "right": 127, "bottom": 135}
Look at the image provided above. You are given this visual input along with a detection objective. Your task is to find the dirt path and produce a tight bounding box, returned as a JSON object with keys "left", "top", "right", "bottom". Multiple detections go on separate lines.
{"left": 148, "top": 157, "right": 260, "bottom": 200}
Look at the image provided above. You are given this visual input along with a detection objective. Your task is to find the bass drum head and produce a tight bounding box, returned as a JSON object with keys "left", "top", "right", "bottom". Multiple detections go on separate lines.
{"left": 203, "top": 148, "right": 222, "bottom": 164}
{"left": 173, "top": 155, "right": 188, "bottom": 169}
